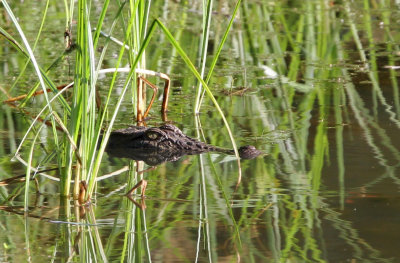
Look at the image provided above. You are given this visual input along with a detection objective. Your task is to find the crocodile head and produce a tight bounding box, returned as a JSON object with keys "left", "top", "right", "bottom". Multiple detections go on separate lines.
{"left": 105, "top": 124, "right": 262, "bottom": 165}
{"left": 108, "top": 124, "right": 214, "bottom": 152}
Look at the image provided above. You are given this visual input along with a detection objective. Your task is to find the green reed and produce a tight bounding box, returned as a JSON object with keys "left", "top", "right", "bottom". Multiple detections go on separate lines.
{"left": 2, "top": 0, "right": 400, "bottom": 261}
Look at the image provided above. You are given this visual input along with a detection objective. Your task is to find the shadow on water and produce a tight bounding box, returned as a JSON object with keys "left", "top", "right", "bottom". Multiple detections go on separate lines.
{"left": 1, "top": 0, "right": 400, "bottom": 262}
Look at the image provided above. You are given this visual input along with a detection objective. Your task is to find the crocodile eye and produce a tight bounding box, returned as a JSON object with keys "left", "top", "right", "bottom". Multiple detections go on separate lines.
{"left": 146, "top": 131, "right": 160, "bottom": 140}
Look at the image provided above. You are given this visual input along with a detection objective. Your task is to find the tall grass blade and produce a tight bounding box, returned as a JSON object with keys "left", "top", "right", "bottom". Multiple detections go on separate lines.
{"left": 155, "top": 19, "right": 241, "bottom": 159}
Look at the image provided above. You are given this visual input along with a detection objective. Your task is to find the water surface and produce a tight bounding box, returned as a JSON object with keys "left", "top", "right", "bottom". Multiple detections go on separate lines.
{"left": 1, "top": 1, "right": 400, "bottom": 262}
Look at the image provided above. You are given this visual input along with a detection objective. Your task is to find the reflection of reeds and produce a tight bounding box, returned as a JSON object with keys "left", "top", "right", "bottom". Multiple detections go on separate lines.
{"left": 233, "top": 0, "right": 400, "bottom": 261}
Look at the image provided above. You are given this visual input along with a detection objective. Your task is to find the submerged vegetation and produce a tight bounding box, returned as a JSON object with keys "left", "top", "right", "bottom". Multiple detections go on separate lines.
{"left": 0, "top": 0, "right": 400, "bottom": 262}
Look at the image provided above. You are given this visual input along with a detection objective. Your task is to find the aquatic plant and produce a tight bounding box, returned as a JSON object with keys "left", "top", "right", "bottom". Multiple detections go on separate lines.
{"left": 0, "top": 0, "right": 399, "bottom": 261}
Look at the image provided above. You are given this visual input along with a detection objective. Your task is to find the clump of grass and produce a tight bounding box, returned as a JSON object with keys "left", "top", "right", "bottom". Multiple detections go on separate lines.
{"left": 1, "top": 0, "right": 243, "bottom": 204}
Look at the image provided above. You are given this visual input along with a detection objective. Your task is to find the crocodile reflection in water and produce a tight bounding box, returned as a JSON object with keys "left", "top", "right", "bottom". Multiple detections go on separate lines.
{"left": 105, "top": 124, "right": 262, "bottom": 165}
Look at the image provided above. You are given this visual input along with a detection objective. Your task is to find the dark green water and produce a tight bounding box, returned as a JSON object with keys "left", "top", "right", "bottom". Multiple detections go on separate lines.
{"left": 1, "top": 1, "right": 400, "bottom": 262}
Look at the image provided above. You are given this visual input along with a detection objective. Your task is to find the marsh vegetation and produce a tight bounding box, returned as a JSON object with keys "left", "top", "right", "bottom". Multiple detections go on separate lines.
{"left": 0, "top": 0, "right": 400, "bottom": 262}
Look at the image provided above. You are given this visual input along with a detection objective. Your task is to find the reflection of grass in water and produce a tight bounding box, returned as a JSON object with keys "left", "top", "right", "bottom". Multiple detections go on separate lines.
{"left": 236, "top": 0, "right": 400, "bottom": 261}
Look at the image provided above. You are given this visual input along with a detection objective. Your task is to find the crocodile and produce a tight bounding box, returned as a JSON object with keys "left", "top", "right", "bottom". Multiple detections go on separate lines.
{"left": 105, "top": 124, "right": 262, "bottom": 165}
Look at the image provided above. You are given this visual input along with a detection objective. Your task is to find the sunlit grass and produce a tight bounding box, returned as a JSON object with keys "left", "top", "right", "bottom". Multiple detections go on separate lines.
{"left": 1, "top": 0, "right": 400, "bottom": 261}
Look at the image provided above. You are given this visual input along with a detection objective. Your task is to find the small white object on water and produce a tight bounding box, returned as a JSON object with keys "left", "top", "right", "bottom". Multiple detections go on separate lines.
{"left": 260, "top": 65, "right": 278, "bottom": 79}
{"left": 384, "top": 65, "right": 400, "bottom": 69}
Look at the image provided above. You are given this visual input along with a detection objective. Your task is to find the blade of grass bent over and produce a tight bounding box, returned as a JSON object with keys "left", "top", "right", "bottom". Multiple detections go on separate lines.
{"left": 157, "top": 18, "right": 244, "bottom": 183}
{"left": 155, "top": 19, "right": 241, "bottom": 167}
{"left": 13, "top": 83, "right": 74, "bottom": 158}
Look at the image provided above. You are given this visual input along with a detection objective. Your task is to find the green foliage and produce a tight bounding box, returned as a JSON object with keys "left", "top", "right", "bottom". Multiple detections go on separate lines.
{"left": 0, "top": 0, "right": 399, "bottom": 262}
